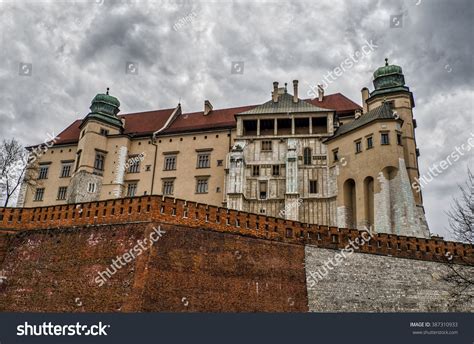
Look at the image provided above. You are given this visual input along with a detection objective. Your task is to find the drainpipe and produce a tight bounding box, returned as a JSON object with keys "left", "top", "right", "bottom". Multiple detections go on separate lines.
{"left": 151, "top": 133, "right": 158, "bottom": 195}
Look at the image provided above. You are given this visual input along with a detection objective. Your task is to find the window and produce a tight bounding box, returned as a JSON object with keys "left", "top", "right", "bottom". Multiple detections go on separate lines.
{"left": 355, "top": 141, "right": 362, "bottom": 153}
{"left": 94, "top": 152, "right": 105, "bottom": 172}
{"left": 217, "top": 160, "right": 223, "bottom": 166}
{"left": 367, "top": 136, "right": 373, "bottom": 149}
{"left": 252, "top": 165, "right": 260, "bottom": 176}
{"left": 57, "top": 187, "right": 67, "bottom": 200}
{"left": 261, "top": 140, "right": 272, "bottom": 151}
{"left": 196, "top": 178, "right": 209, "bottom": 194}
{"left": 164, "top": 155, "right": 176, "bottom": 170}
{"left": 60, "top": 163, "right": 72, "bottom": 178}
{"left": 34, "top": 188, "right": 45, "bottom": 201}
{"left": 100, "top": 128, "right": 109, "bottom": 136}
{"left": 75, "top": 151, "right": 82, "bottom": 172}
{"left": 38, "top": 165, "right": 49, "bottom": 179}
{"left": 162, "top": 179, "right": 174, "bottom": 195}
{"left": 309, "top": 180, "right": 318, "bottom": 194}
{"left": 87, "top": 182, "right": 96, "bottom": 193}
{"left": 197, "top": 153, "right": 210, "bottom": 168}
{"left": 303, "top": 147, "right": 312, "bottom": 165}
{"left": 127, "top": 156, "right": 140, "bottom": 173}
{"left": 145, "top": 165, "right": 151, "bottom": 171}
{"left": 397, "top": 133, "right": 402, "bottom": 145}
{"left": 259, "top": 181, "right": 267, "bottom": 200}
{"left": 272, "top": 165, "right": 280, "bottom": 176}
{"left": 381, "top": 132, "right": 390, "bottom": 145}
{"left": 127, "top": 183, "right": 138, "bottom": 197}
{"left": 333, "top": 149, "right": 339, "bottom": 162}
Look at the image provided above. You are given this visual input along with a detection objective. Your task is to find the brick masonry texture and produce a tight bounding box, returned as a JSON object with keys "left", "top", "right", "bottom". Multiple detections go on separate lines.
{"left": 0, "top": 222, "right": 307, "bottom": 312}
{"left": 305, "top": 246, "right": 474, "bottom": 312}
{"left": 0, "top": 195, "right": 472, "bottom": 312}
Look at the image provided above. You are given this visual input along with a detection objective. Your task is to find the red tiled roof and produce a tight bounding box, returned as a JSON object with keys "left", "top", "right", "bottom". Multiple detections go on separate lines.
{"left": 163, "top": 104, "right": 257, "bottom": 134}
{"left": 53, "top": 120, "right": 82, "bottom": 146}
{"left": 48, "top": 93, "right": 360, "bottom": 147}
{"left": 51, "top": 108, "right": 175, "bottom": 146}
{"left": 307, "top": 93, "right": 361, "bottom": 113}
{"left": 118, "top": 108, "right": 175, "bottom": 135}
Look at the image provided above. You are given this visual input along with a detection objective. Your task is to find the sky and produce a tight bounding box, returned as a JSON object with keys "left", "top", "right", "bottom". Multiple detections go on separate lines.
{"left": 0, "top": 0, "right": 472, "bottom": 239}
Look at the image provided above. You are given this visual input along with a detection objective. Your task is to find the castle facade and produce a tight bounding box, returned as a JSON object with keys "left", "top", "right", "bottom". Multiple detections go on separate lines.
{"left": 18, "top": 60, "right": 430, "bottom": 238}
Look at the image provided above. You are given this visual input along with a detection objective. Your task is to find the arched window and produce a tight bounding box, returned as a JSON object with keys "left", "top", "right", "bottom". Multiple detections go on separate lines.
{"left": 303, "top": 147, "right": 312, "bottom": 165}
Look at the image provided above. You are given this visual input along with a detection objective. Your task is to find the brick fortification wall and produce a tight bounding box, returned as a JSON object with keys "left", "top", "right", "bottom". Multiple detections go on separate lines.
{"left": 0, "top": 195, "right": 472, "bottom": 312}
{"left": 0, "top": 222, "right": 306, "bottom": 312}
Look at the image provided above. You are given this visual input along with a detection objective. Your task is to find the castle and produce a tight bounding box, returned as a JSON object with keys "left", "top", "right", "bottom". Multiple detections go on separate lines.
{"left": 17, "top": 59, "right": 429, "bottom": 238}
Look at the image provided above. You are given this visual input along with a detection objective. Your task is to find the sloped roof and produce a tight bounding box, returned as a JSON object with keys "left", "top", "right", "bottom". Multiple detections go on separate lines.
{"left": 307, "top": 93, "right": 361, "bottom": 114}
{"left": 118, "top": 108, "right": 175, "bottom": 135}
{"left": 42, "top": 93, "right": 361, "bottom": 147}
{"left": 326, "top": 102, "right": 397, "bottom": 141}
{"left": 238, "top": 93, "right": 329, "bottom": 115}
{"left": 51, "top": 108, "right": 175, "bottom": 146}
{"left": 163, "top": 105, "right": 257, "bottom": 134}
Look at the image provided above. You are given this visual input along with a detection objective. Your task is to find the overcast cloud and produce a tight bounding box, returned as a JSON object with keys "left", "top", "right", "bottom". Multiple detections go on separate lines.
{"left": 0, "top": 0, "right": 472, "bottom": 239}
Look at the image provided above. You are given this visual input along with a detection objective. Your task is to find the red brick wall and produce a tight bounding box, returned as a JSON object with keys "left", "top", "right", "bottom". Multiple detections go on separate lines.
{"left": 0, "top": 195, "right": 472, "bottom": 265}
{"left": 0, "top": 222, "right": 307, "bottom": 312}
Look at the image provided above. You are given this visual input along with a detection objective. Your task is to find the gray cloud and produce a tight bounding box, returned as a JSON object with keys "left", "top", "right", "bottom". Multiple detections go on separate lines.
{"left": 0, "top": 0, "right": 472, "bottom": 239}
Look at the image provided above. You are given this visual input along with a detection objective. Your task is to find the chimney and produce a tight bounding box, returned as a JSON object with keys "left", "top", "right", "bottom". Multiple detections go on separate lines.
{"left": 204, "top": 100, "right": 213, "bottom": 115}
{"left": 361, "top": 87, "right": 369, "bottom": 113}
{"left": 355, "top": 109, "right": 362, "bottom": 119}
{"left": 292, "top": 80, "right": 298, "bottom": 103}
{"left": 272, "top": 81, "right": 279, "bottom": 102}
{"left": 317, "top": 84, "right": 324, "bottom": 102}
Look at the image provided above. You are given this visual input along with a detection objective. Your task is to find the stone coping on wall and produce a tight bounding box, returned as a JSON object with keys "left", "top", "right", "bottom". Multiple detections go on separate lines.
{"left": 0, "top": 195, "right": 472, "bottom": 265}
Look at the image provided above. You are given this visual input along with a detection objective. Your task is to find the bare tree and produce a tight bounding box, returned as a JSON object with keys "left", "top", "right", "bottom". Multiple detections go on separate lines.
{"left": 443, "top": 169, "right": 473, "bottom": 306}
{"left": 0, "top": 139, "right": 37, "bottom": 207}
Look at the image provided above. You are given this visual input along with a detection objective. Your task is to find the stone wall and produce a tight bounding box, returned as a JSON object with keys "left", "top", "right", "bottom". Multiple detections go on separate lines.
{"left": 305, "top": 246, "right": 474, "bottom": 312}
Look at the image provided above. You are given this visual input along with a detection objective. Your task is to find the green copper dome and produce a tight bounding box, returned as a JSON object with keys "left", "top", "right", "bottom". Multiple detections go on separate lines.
{"left": 83, "top": 88, "right": 123, "bottom": 128}
{"left": 371, "top": 58, "right": 409, "bottom": 97}
{"left": 373, "top": 59, "right": 403, "bottom": 79}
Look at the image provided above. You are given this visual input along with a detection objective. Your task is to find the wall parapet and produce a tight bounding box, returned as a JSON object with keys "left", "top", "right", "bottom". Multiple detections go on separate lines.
{"left": 0, "top": 195, "right": 472, "bottom": 265}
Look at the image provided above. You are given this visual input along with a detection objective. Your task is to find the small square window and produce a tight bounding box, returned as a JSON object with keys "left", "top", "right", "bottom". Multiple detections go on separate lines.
{"left": 197, "top": 153, "right": 210, "bottom": 168}
{"left": 162, "top": 180, "right": 174, "bottom": 195}
{"left": 127, "top": 156, "right": 141, "bottom": 173}
{"left": 261, "top": 140, "right": 272, "bottom": 151}
{"left": 366, "top": 136, "right": 373, "bottom": 149}
{"left": 34, "top": 188, "right": 45, "bottom": 201}
{"left": 164, "top": 155, "right": 177, "bottom": 170}
{"left": 217, "top": 160, "right": 223, "bottom": 166}
{"left": 38, "top": 165, "right": 49, "bottom": 179}
{"left": 57, "top": 187, "right": 67, "bottom": 200}
{"left": 272, "top": 165, "right": 280, "bottom": 176}
{"left": 252, "top": 165, "right": 260, "bottom": 177}
{"left": 87, "top": 182, "right": 96, "bottom": 193}
{"left": 196, "top": 178, "right": 209, "bottom": 194}
{"left": 60, "top": 164, "right": 72, "bottom": 178}
{"left": 127, "top": 183, "right": 137, "bottom": 197}
{"left": 333, "top": 149, "right": 339, "bottom": 162}
{"left": 309, "top": 180, "right": 318, "bottom": 194}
